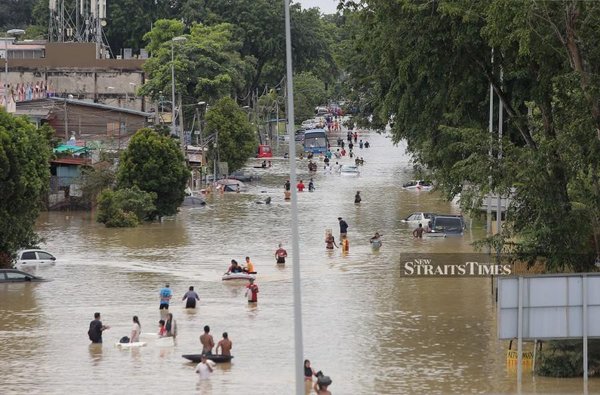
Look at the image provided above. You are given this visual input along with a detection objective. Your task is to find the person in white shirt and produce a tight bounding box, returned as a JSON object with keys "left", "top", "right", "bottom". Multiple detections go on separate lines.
{"left": 195, "top": 354, "right": 214, "bottom": 379}
{"left": 130, "top": 316, "right": 141, "bottom": 343}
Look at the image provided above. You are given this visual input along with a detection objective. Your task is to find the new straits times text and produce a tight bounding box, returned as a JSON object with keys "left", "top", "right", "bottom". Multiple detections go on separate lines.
{"left": 400, "top": 254, "right": 513, "bottom": 277}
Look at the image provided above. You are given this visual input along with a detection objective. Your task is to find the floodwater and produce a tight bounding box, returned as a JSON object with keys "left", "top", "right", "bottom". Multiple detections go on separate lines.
{"left": 0, "top": 131, "right": 595, "bottom": 394}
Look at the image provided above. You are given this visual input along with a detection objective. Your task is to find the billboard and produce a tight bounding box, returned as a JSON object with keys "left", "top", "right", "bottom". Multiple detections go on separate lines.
{"left": 498, "top": 274, "right": 600, "bottom": 340}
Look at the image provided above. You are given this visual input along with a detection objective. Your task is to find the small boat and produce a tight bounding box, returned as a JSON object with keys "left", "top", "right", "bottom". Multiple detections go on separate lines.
{"left": 402, "top": 180, "right": 433, "bottom": 191}
{"left": 182, "top": 354, "right": 234, "bottom": 363}
{"left": 222, "top": 272, "right": 256, "bottom": 281}
{"left": 115, "top": 341, "right": 147, "bottom": 348}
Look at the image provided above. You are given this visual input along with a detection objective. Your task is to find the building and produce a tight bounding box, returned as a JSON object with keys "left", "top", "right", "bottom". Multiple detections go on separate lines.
{"left": 1, "top": 42, "right": 146, "bottom": 111}
{"left": 16, "top": 97, "right": 153, "bottom": 150}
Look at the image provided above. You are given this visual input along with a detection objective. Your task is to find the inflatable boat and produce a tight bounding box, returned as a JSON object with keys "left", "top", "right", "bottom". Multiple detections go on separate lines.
{"left": 222, "top": 272, "right": 256, "bottom": 281}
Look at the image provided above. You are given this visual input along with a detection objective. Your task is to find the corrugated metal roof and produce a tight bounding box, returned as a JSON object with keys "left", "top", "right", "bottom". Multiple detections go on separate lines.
{"left": 49, "top": 97, "right": 154, "bottom": 118}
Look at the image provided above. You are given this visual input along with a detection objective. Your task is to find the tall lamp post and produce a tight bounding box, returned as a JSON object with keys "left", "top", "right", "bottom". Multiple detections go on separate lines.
{"left": 171, "top": 36, "right": 187, "bottom": 144}
{"left": 3, "top": 29, "right": 25, "bottom": 111}
{"left": 284, "top": 0, "right": 304, "bottom": 393}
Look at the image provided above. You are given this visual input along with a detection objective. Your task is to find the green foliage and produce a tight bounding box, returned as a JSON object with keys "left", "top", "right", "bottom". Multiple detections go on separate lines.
{"left": 104, "top": 0, "right": 182, "bottom": 52}
{"left": 0, "top": 110, "right": 51, "bottom": 267}
{"left": 78, "top": 166, "right": 116, "bottom": 206}
{"left": 139, "top": 20, "right": 255, "bottom": 103}
{"left": 96, "top": 186, "right": 156, "bottom": 228}
{"left": 342, "top": 0, "right": 600, "bottom": 271}
{"left": 204, "top": 97, "right": 256, "bottom": 173}
{"left": 203, "top": 0, "right": 338, "bottom": 90}
{"left": 117, "top": 128, "right": 188, "bottom": 217}
{"left": 294, "top": 72, "right": 327, "bottom": 122}
{"left": 536, "top": 340, "right": 600, "bottom": 378}
{"left": 0, "top": 0, "right": 38, "bottom": 30}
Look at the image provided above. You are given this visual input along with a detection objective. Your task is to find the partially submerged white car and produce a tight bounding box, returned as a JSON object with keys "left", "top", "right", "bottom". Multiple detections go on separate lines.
{"left": 14, "top": 249, "right": 57, "bottom": 269}
{"left": 401, "top": 212, "right": 434, "bottom": 225}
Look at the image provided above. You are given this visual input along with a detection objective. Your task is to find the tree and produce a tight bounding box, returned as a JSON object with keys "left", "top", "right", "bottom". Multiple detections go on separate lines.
{"left": 204, "top": 97, "right": 256, "bottom": 173}
{"left": 0, "top": 0, "right": 38, "bottom": 30}
{"left": 139, "top": 20, "right": 255, "bottom": 111}
{"left": 78, "top": 165, "right": 116, "bottom": 207}
{"left": 294, "top": 72, "right": 327, "bottom": 122}
{"left": 96, "top": 186, "right": 156, "bottom": 227}
{"left": 0, "top": 110, "right": 52, "bottom": 267}
{"left": 117, "top": 128, "right": 188, "bottom": 217}
{"left": 205, "top": 0, "right": 338, "bottom": 91}
{"left": 341, "top": 0, "right": 600, "bottom": 271}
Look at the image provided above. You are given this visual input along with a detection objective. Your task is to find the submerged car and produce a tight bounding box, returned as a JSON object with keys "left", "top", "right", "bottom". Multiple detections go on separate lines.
{"left": 402, "top": 212, "right": 434, "bottom": 225}
{"left": 0, "top": 269, "right": 47, "bottom": 282}
{"left": 427, "top": 215, "right": 466, "bottom": 237}
{"left": 14, "top": 249, "right": 56, "bottom": 269}
{"left": 340, "top": 165, "right": 360, "bottom": 175}
{"left": 402, "top": 180, "right": 433, "bottom": 191}
{"left": 229, "top": 170, "right": 260, "bottom": 183}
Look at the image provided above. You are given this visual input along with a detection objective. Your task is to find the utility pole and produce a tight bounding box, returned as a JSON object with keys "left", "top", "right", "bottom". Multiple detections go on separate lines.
{"left": 496, "top": 67, "right": 503, "bottom": 238}
{"left": 486, "top": 49, "right": 494, "bottom": 242}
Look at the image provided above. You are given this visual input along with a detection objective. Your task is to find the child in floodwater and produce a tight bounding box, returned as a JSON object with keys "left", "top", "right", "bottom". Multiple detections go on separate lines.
{"left": 325, "top": 231, "right": 338, "bottom": 250}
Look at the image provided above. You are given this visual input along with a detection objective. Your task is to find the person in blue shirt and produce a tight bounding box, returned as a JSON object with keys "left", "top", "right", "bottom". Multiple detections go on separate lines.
{"left": 159, "top": 284, "right": 172, "bottom": 310}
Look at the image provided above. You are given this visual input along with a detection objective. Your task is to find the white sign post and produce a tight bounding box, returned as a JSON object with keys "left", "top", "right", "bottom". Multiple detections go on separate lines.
{"left": 498, "top": 274, "right": 600, "bottom": 385}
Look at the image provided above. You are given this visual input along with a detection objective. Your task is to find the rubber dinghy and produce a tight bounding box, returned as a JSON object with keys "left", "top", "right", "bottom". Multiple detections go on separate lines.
{"left": 182, "top": 354, "right": 234, "bottom": 363}
{"left": 222, "top": 272, "right": 256, "bottom": 281}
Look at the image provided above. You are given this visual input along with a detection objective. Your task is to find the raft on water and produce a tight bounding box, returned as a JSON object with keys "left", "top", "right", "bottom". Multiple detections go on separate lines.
{"left": 222, "top": 272, "right": 256, "bottom": 281}
{"left": 182, "top": 354, "right": 234, "bottom": 363}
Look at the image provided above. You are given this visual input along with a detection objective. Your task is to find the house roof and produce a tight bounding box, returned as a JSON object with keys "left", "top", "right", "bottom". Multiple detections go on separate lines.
{"left": 49, "top": 97, "right": 154, "bottom": 118}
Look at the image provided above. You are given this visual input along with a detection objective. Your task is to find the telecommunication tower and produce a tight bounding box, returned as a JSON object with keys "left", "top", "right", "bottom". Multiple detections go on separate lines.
{"left": 48, "top": 0, "right": 112, "bottom": 58}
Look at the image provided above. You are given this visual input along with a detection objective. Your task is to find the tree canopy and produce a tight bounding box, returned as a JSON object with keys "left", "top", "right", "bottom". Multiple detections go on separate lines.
{"left": 117, "top": 128, "right": 189, "bottom": 217}
{"left": 341, "top": 0, "right": 600, "bottom": 271}
{"left": 294, "top": 72, "right": 328, "bottom": 122}
{"left": 204, "top": 97, "right": 256, "bottom": 173}
{"left": 139, "top": 20, "right": 255, "bottom": 104}
{"left": 0, "top": 110, "right": 52, "bottom": 267}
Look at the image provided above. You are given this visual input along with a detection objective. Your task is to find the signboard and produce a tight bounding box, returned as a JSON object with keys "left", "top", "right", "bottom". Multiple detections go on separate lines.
{"left": 498, "top": 274, "right": 600, "bottom": 340}
{"left": 498, "top": 273, "right": 599, "bottom": 384}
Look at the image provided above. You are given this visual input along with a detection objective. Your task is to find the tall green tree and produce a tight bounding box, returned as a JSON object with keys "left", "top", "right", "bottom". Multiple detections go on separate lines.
{"left": 294, "top": 71, "right": 327, "bottom": 122}
{"left": 204, "top": 97, "right": 256, "bottom": 173}
{"left": 117, "top": 128, "right": 188, "bottom": 217}
{"left": 0, "top": 110, "right": 52, "bottom": 267}
{"left": 341, "top": 0, "right": 600, "bottom": 271}
{"left": 205, "top": 0, "right": 338, "bottom": 91}
{"left": 139, "top": 20, "right": 255, "bottom": 105}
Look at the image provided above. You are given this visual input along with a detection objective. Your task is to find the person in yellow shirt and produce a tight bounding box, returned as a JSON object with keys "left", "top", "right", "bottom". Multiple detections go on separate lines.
{"left": 244, "top": 256, "right": 255, "bottom": 273}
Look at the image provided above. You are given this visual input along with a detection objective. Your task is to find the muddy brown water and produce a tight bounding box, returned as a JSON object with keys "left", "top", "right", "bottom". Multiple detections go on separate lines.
{"left": 1, "top": 131, "right": 594, "bottom": 394}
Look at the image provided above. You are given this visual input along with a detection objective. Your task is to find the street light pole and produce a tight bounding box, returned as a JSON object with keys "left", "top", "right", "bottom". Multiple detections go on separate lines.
{"left": 284, "top": 0, "right": 304, "bottom": 393}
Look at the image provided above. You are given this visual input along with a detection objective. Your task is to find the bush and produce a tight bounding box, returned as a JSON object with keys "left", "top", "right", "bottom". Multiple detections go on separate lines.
{"left": 96, "top": 186, "right": 157, "bottom": 228}
{"left": 536, "top": 340, "right": 600, "bottom": 377}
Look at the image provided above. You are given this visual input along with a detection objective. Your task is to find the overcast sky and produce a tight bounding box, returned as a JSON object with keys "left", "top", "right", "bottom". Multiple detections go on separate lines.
{"left": 297, "top": 0, "right": 338, "bottom": 14}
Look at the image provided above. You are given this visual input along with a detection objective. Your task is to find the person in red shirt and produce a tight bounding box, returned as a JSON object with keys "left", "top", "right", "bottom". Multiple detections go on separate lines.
{"left": 275, "top": 243, "right": 288, "bottom": 264}
{"left": 245, "top": 278, "right": 259, "bottom": 303}
{"left": 297, "top": 180, "right": 305, "bottom": 192}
